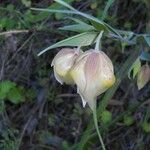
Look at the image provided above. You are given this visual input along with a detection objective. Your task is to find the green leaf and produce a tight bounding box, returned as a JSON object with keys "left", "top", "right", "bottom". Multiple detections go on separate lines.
{"left": 60, "top": 17, "right": 95, "bottom": 32}
{"left": 38, "top": 32, "right": 98, "bottom": 56}
{"left": 51, "top": 0, "right": 74, "bottom": 9}
{"left": 67, "top": 17, "right": 89, "bottom": 24}
{"left": 91, "top": 20, "right": 108, "bottom": 31}
{"left": 101, "top": 110, "right": 112, "bottom": 124}
{"left": 0, "top": 80, "right": 16, "bottom": 99}
{"left": 32, "top": 0, "right": 122, "bottom": 37}
{"left": 144, "top": 35, "right": 150, "bottom": 47}
{"left": 7, "top": 87, "right": 24, "bottom": 104}
{"left": 31, "top": 8, "right": 75, "bottom": 14}
{"left": 123, "top": 115, "right": 134, "bottom": 126}
{"left": 54, "top": 0, "right": 76, "bottom": 11}
{"left": 53, "top": 0, "right": 104, "bottom": 25}
{"left": 140, "top": 51, "right": 150, "bottom": 61}
{"left": 0, "top": 91, "right": 6, "bottom": 101}
{"left": 59, "top": 24, "right": 95, "bottom": 32}
{"left": 128, "top": 58, "right": 141, "bottom": 79}
{"left": 142, "top": 122, "right": 150, "bottom": 133}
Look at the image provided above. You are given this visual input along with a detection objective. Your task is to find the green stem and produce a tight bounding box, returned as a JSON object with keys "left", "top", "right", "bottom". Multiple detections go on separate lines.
{"left": 95, "top": 31, "right": 104, "bottom": 51}
{"left": 93, "top": 103, "right": 106, "bottom": 150}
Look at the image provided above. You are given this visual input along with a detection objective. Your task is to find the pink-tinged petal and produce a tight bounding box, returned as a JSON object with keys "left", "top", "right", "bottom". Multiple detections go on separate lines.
{"left": 70, "top": 53, "right": 88, "bottom": 92}
{"left": 53, "top": 48, "right": 75, "bottom": 61}
{"left": 53, "top": 67, "right": 63, "bottom": 84}
{"left": 78, "top": 87, "right": 96, "bottom": 110}
{"left": 51, "top": 48, "right": 79, "bottom": 69}
{"left": 100, "top": 51, "right": 114, "bottom": 72}
{"left": 77, "top": 88, "right": 86, "bottom": 107}
{"left": 84, "top": 52, "right": 100, "bottom": 86}
{"left": 70, "top": 49, "right": 115, "bottom": 110}
{"left": 74, "top": 50, "right": 92, "bottom": 64}
{"left": 85, "top": 96, "right": 96, "bottom": 111}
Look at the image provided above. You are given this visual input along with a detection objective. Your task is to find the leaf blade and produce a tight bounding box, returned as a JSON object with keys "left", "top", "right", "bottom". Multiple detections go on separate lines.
{"left": 140, "top": 51, "right": 150, "bottom": 61}
{"left": 59, "top": 24, "right": 95, "bottom": 32}
{"left": 144, "top": 35, "right": 150, "bottom": 47}
{"left": 38, "top": 32, "right": 98, "bottom": 56}
{"left": 54, "top": 0, "right": 76, "bottom": 11}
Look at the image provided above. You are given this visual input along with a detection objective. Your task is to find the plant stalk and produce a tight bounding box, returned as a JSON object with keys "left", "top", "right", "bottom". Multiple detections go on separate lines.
{"left": 93, "top": 103, "right": 106, "bottom": 150}
{"left": 95, "top": 31, "right": 104, "bottom": 51}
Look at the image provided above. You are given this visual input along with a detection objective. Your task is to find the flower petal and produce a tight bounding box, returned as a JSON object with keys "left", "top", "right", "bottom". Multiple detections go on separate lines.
{"left": 51, "top": 48, "right": 82, "bottom": 85}
{"left": 84, "top": 52, "right": 100, "bottom": 87}
{"left": 77, "top": 88, "right": 87, "bottom": 107}
{"left": 70, "top": 54, "right": 88, "bottom": 92}
{"left": 53, "top": 67, "right": 63, "bottom": 84}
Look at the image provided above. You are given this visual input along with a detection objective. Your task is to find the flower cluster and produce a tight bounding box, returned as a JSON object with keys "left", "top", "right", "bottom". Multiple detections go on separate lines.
{"left": 51, "top": 48, "right": 115, "bottom": 110}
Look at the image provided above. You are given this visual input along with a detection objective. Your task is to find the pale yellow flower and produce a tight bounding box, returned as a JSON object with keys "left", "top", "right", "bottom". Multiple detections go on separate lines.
{"left": 137, "top": 64, "right": 150, "bottom": 90}
{"left": 70, "top": 49, "right": 115, "bottom": 110}
{"left": 51, "top": 48, "right": 82, "bottom": 85}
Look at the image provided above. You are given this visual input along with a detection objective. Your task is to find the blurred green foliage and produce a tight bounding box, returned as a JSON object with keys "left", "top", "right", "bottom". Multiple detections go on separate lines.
{"left": 123, "top": 115, "right": 135, "bottom": 126}
{"left": 0, "top": 80, "right": 36, "bottom": 105}
{"left": 101, "top": 110, "right": 112, "bottom": 125}
{"left": 0, "top": 128, "right": 18, "bottom": 150}
{"left": 0, "top": 80, "right": 24, "bottom": 104}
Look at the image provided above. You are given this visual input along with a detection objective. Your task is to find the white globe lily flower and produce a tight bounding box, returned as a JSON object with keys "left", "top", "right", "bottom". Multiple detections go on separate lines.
{"left": 70, "top": 49, "right": 116, "bottom": 110}
{"left": 51, "top": 48, "right": 82, "bottom": 85}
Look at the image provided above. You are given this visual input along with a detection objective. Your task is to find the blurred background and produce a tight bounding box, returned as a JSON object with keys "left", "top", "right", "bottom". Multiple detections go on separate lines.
{"left": 0, "top": 0, "right": 150, "bottom": 150}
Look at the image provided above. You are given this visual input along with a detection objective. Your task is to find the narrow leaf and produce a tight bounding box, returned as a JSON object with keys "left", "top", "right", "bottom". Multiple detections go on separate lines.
{"left": 31, "top": 8, "right": 75, "bottom": 14}
{"left": 128, "top": 58, "right": 141, "bottom": 79}
{"left": 54, "top": 0, "right": 76, "bottom": 11}
{"left": 38, "top": 32, "right": 98, "bottom": 56}
{"left": 54, "top": 0, "right": 122, "bottom": 37}
{"left": 67, "top": 17, "right": 89, "bottom": 25}
{"left": 144, "top": 35, "right": 150, "bottom": 47}
{"left": 91, "top": 20, "right": 108, "bottom": 31}
{"left": 59, "top": 24, "right": 95, "bottom": 32}
{"left": 140, "top": 51, "right": 150, "bottom": 61}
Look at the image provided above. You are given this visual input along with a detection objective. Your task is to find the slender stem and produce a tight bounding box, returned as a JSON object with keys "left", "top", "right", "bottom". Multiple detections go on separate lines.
{"left": 0, "top": 30, "right": 29, "bottom": 36}
{"left": 95, "top": 31, "right": 104, "bottom": 51}
{"left": 76, "top": 45, "right": 82, "bottom": 53}
{"left": 93, "top": 103, "right": 106, "bottom": 150}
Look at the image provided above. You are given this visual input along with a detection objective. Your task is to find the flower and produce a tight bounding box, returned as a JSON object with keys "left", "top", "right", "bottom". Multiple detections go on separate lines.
{"left": 70, "top": 49, "right": 115, "bottom": 110}
{"left": 137, "top": 64, "right": 150, "bottom": 90}
{"left": 51, "top": 48, "right": 82, "bottom": 85}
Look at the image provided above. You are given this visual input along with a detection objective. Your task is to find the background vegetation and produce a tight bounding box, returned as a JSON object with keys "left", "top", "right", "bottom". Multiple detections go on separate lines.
{"left": 0, "top": 0, "right": 150, "bottom": 150}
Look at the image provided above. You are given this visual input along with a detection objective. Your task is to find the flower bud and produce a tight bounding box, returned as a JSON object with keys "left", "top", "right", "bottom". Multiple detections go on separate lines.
{"left": 51, "top": 48, "right": 81, "bottom": 85}
{"left": 137, "top": 64, "right": 150, "bottom": 90}
{"left": 70, "top": 49, "right": 115, "bottom": 110}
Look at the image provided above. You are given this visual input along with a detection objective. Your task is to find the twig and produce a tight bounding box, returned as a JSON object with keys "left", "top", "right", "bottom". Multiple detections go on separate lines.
{"left": 0, "top": 30, "right": 29, "bottom": 36}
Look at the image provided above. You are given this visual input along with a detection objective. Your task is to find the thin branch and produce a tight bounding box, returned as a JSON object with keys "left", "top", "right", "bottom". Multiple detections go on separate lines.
{"left": 0, "top": 30, "right": 29, "bottom": 36}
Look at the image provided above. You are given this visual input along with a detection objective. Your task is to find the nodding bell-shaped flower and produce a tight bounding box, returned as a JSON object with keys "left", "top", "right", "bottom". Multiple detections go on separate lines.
{"left": 51, "top": 48, "right": 82, "bottom": 85}
{"left": 70, "top": 49, "right": 115, "bottom": 110}
{"left": 137, "top": 64, "right": 150, "bottom": 90}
